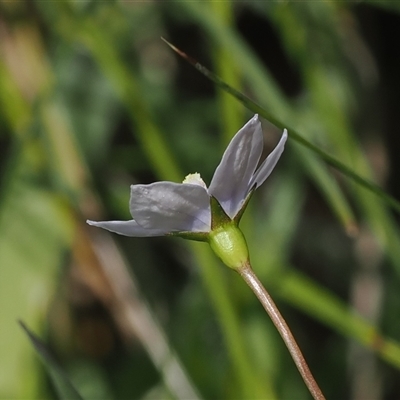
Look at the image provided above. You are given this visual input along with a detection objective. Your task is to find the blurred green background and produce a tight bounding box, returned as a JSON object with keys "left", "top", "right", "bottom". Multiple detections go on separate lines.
{"left": 2, "top": 1, "right": 400, "bottom": 399}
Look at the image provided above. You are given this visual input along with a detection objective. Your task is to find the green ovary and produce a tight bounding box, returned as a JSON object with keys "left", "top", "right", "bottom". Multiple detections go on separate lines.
{"left": 209, "top": 224, "right": 249, "bottom": 269}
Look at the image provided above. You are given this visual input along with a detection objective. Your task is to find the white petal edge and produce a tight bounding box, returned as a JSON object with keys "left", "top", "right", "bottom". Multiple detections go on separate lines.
{"left": 130, "top": 181, "right": 211, "bottom": 232}
{"left": 208, "top": 114, "right": 263, "bottom": 218}
{"left": 86, "top": 219, "right": 167, "bottom": 237}
{"left": 249, "top": 129, "right": 288, "bottom": 191}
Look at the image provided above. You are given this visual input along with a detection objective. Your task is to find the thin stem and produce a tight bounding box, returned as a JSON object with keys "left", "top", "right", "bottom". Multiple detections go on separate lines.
{"left": 237, "top": 262, "right": 326, "bottom": 400}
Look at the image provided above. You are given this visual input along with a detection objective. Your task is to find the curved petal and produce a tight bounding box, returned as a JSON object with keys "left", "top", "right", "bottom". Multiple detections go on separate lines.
{"left": 249, "top": 129, "right": 288, "bottom": 190}
{"left": 87, "top": 220, "right": 166, "bottom": 237}
{"left": 130, "top": 181, "right": 211, "bottom": 232}
{"left": 208, "top": 114, "right": 263, "bottom": 218}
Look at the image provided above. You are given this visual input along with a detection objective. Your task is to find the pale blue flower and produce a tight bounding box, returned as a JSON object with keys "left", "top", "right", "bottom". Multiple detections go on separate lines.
{"left": 87, "top": 115, "right": 287, "bottom": 238}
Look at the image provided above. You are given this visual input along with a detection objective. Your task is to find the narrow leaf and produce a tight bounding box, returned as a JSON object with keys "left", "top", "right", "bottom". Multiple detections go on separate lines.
{"left": 19, "top": 321, "right": 84, "bottom": 400}
{"left": 162, "top": 38, "right": 400, "bottom": 215}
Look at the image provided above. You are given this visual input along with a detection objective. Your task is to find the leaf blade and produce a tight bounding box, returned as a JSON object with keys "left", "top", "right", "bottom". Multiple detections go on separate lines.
{"left": 19, "top": 321, "right": 84, "bottom": 400}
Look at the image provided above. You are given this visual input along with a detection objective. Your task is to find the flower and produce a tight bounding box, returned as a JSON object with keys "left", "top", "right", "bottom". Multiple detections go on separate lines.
{"left": 88, "top": 114, "right": 287, "bottom": 237}
{"left": 87, "top": 114, "right": 287, "bottom": 267}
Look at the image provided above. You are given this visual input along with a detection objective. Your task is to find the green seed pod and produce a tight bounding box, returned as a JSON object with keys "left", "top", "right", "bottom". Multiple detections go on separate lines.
{"left": 209, "top": 224, "right": 249, "bottom": 270}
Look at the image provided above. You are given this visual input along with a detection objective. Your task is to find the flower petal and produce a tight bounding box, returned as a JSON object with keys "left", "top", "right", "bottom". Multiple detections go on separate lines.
{"left": 208, "top": 114, "right": 263, "bottom": 218}
{"left": 249, "top": 129, "right": 288, "bottom": 189}
{"left": 86, "top": 220, "right": 166, "bottom": 236}
{"left": 130, "top": 181, "right": 211, "bottom": 232}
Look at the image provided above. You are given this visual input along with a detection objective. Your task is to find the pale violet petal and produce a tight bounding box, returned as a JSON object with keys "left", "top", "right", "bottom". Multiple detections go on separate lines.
{"left": 249, "top": 129, "right": 288, "bottom": 190}
{"left": 87, "top": 220, "right": 166, "bottom": 237}
{"left": 208, "top": 114, "right": 263, "bottom": 218}
{"left": 130, "top": 181, "right": 211, "bottom": 232}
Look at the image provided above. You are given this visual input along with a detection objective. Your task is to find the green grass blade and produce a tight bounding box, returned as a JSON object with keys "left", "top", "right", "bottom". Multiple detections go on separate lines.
{"left": 209, "top": 0, "right": 244, "bottom": 146}
{"left": 162, "top": 38, "right": 400, "bottom": 216}
{"left": 19, "top": 321, "right": 84, "bottom": 400}
{"left": 275, "top": 270, "right": 400, "bottom": 370}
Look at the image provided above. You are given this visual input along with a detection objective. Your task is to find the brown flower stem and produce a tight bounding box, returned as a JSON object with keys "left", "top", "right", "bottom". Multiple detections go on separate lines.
{"left": 237, "top": 262, "right": 326, "bottom": 400}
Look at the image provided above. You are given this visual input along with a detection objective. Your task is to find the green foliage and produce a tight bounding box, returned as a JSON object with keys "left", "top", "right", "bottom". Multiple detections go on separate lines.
{"left": 2, "top": 1, "right": 400, "bottom": 398}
